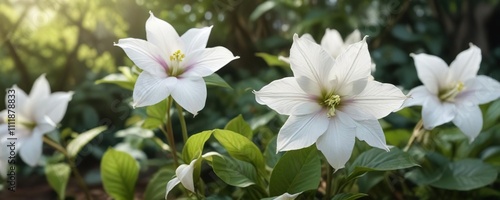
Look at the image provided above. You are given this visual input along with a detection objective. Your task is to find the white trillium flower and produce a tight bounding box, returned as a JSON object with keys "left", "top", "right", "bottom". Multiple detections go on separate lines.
{"left": 402, "top": 44, "right": 500, "bottom": 142}
{"left": 165, "top": 159, "right": 197, "bottom": 199}
{"left": 115, "top": 11, "right": 239, "bottom": 115}
{"left": 0, "top": 74, "right": 73, "bottom": 171}
{"left": 255, "top": 34, "right": 406, "bottom": 170}
{"left": 274, "top": 192, "right": 302, "bottom": 200}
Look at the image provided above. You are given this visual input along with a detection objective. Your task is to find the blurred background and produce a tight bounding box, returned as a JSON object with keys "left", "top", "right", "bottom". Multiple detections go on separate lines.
{"left": 1, "top": 0, "right": 500, "bottom": 198}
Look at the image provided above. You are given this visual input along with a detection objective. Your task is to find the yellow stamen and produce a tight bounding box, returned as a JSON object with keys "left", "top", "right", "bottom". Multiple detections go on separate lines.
{"left": 169, "top": 50, "right": 185, "bottom": 76}
{"left": 439, "top": 82, "right": 465, "bottom": 102}
{"left": 322, "top": 94, "right": 341, "bottom": 118}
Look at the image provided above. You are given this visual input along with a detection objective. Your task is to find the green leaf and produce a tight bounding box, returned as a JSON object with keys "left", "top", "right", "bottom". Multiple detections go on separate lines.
{"left": 264, "top": 136, "right": 283, "bottom": 168}
{"left": 66, "top": 126, "right": 106, "bottom": 158}
{"left": 269, "top": 145, "right": 321, "bottom": 196}
{"left": 224, "top": 114, "right": 253, "bottom": 139}
{"left": 250, "top": 1, "right": 278, "bottom": 21}
{"left": 331, "top": 193, "right": 368, "bottom": 200}
{"left": 45, "top": 163, "right": 71, "bottom": 200}
{"left": 212, "top": 155, "right": 259, "bottom": 187}
{"left": 429, "top": 159, "right": 497, "bottom": 191}
{"left": 101, "top": 148, "right": 139, "bottom": 200}
{"left": 143, "top": 167, "right": 175, "bottom": 200}
{"left": 213, "top": 129, "right": 265, "bottom": 172}
{"left": 142, "top": 99, "right": 167, "bottom": 129}
{"left": 348, "top": 148, "right": 419, "bottom": 176}
{"left": 204, "top": 73, "right": 232, "bottom": 89}
{"left": 255, "top": 52, "right": 290, "bottom": 69}
{"left": 95, "top": 74, "right": 135, "bottom": 90}
{"left": 182, "top": 130, "right": 214, "bottom": 163}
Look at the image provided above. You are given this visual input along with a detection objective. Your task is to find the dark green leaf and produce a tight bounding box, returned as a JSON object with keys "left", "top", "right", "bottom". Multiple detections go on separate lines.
{"left": 212, "top": 155, "right": 259, "bottom": 187}
{"left": 204, "top": 73, "right": 232, "bottom": 89}
{"left": 101, "top": 148, "right": 139, "bottom": 200}
{"left": 332, "top": 193, "right": 368, "bottom": 200}
{"left": 224, "top": 114, "right": 253, "bottom": 139}
{"left": 430, "top": 159, "right": 497, "bottom": 191}
{"left": 264, "top": 136, "right": 283, "bottom": 168}
{"left": 143, "top": 167, "right": 175, "bottom": 200}
{"left": 182, "top": 130, "right": 214, "bottom": 163}
{"left": 45, "top": 163, "right": 71, "bottom": 200}
{"left": 348, "top": 148, "right": 419, "bottom": 175}
{"left": 143, "top": 99, "right": 167, "bottom": 129}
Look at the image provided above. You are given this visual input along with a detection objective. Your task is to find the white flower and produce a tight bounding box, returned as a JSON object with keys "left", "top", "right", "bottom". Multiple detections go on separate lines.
{"left": 274, "top": 192, "right": 302, "bottom": 200}
{"left": 320, "top": 29, "right": 361, "bottom": 59}
{"left": 115, "top": 11, "right": 238, "bottom": 115}
{"left": 402, "top": 44, "right": 500, "bottom": 141}
{"left": 0, "top": 74, "right": 73, "bottom": 169}
{"left": 165, "top": 159, "right": 197, "bottom": 199}
{"left": 254, "top": 34, "right": 406, "bottom": 169}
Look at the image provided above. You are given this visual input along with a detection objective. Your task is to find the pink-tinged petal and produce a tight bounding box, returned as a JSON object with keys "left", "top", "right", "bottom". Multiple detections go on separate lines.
{"left": 171, "top": 77, "right": 206, "bottom": 116}
{"left": 254, "top": 77, "right": 321, "bottom": 116}
{"left": 320, "top": 29, "right": 343, "bottom": 58}
{"left": 452, "top": 105, "right": 482, "bottom": 142}
{"left": 344, "top": 30, "right": 362, "bottom": 45}
{"left": 145, "top": 11, "right": 182, "bottom": 56}
{"left": 316, "top": 111, "right": 356, "bottom": 170}
{"left": 410, "top": 53, "right": 449, "bottom": 94}
{"left": 176, "top": 159, "right": 197, "bottom": 193}
{"left": 353, "top": 119, "right": 389, "bottom": 151}
{"left": 449, "top": 43, "right": 481, "bottom": 82}
{"left": 330, "top": 37, "right": 372, "bottom": 92}
{"left": 421, "top": 96, "right": 456, "bottom": 129}
{"left": 181, "top": 26, "right": 212, "bottom": 54}
{"left": 114, "top": 38, "right": 168, "bottom": 75}
{"left": 290, "top": 34, "right": 334, "bottom": 91}
{"left": 340, "top": 81, "right": 406, "bottom": 120}
{"left": 165, "top": 177, "right": 181, "bottom": 199}
{"left": 456, "top": 75, "right": 500, "bottom": 106}
{"left": 183, "top": 47, "right": 239, "bottom": 77}
{"left": 133, "top": 72, "right": 177, "bottom": 108}
{"left": 401, "top": 85, "right": 432, "bottom": 108}
{"left": 19, "top": 131, "right": 43, "bottom": 166}
{"left": 277, "top": 111, "right": 329, "bottom": 152}
{"left": 35, "top": 91, "right": 73, "bottom": 125}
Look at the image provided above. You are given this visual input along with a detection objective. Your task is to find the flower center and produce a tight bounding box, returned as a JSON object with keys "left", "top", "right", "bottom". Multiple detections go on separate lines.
{"left": 439, "top": 81, "right": 465, "bottom": 102}
{"left": 169, "top": 50, "right": 185, "bottom": 76}
{"left": 321, "top": 94, "right": 341, "bottom": 118}
{"left": 18, "top": 117, "right": 37, "bottom": 130}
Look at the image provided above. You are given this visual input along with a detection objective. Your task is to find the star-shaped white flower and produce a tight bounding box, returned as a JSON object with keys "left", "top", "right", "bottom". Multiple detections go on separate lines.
{"left": 115, "top": 11, "right": 239, "bottom": 115}
{"left": 402, "top": 44, "right": 500, "bottom": 141}
{"left": 254, "top": 34, "right": 406, "bottom": 169}
{"left": 0, "top": 74, "right": 73, "bottom": 172}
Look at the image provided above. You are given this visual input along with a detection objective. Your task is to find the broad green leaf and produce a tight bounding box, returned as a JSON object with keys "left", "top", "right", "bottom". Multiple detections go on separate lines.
{"left": 481, "top": 146, "right": 500, "bottom": 167}
{"left": 430, "top": 159, "right": 497, "bottom": 191}
{"left": 95, "top": 74, "right": 135, "bottom": 90}
{"left": 255, "top": 52, "right": 289, "bottom": 69}
{"left": 45, "top": 163, "right": 71, "bottom": 200}
{"left": 212, "top": 155, "right": 259, "bottom": 187}
{"left": 142, "top": 99, "right": 167, "bottom": 129}
{"left": 66, "top": 126, "right": 106, "bottom": 158}
{"left": 224, "top": 114, "right": 253, "bottom": 139}
{"left": 484, "top": 99, "right": 500, "bottom": 129}
{"left": 405, "top": 152, "right": 448, "bottom": 185}
{"left": 182, "top": 130, "right": 214, "bottom": 163}
{"left": 332, "top": 193, "right": 368, "bottom": 200}
{"left": 269, "top": 146, "right": 321, "bottom": 196}
{"left": 101, "top": 148, "right": 139, "bottom": 200}
{"left": 348, "top": 148, "right": 419, "bottom": 176}
{"left": 143, "top": 167, "right": 175, "bottom": 200}
{"left": 264, "top": 136, "right": 283, "bottom": 168}
{"left": 204, "top": 73, "right": 232, "bottom": 89}
{"left": 213, "top": 129, "right": 265, "bottom": 171}
{"left": 250, "top": 1, "right": 278, "bottom": 21}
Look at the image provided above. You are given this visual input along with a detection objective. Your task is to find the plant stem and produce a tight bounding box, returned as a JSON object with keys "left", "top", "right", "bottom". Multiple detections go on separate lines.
{"left": 43, "top": 136, "right": 92, "bottom": 200}
{"left": 324, "top": 166, "right": 333, "bottom": 200}
{"left": 404, "top": 119, "right": 424, "bottom": 152}
{"left": 175, "top": 102, "right": 189, "bottom": 144}
{"left": 163, "top": 97, "right": 180, "bottom": 168}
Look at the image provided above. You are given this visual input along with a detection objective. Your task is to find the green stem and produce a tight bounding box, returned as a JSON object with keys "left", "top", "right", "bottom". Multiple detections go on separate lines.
{"left": 43, "top": 136, "right": 92, "bottom": 200}
{"left": 404, "top": 119, "right": 424, "bottom": 152}
{"left": 324, "top": 166, "right": 333, "bottom": 199}
{"left": 175, "top": 102, "right": 189, "bottom": 144}
{"left": 163, "top": 97, "right": 180, "bottom": 168}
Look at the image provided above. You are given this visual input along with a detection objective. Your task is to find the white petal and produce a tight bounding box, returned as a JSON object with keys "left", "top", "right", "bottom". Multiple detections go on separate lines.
{"left": 171, "top": 77, "right": 206, "bottom": 116}
{"left": 274, "top": 192, "right": 302, "bottom": 200}
{"left": 401, "top": 85, "right": 432, "bottom": 108}
{"left": 9, "top": 85, "right": 29, "bottom": 118}
{"left": 114, "top": 38, "right": 169, "bottom": 75}
{"left": 320, "top": 29, "right": 343, "bottom": 58}
{"left": 411, "top": 53, "right": 449, "bottom": 94}
{"left": 146, "top": 11, "right": 182, "bottom": 56}
{"left": 353, "top": 119, "right": 389, "bottom": 151}
{"left": 452, "top": 105, "right": 482, "bottom": 142}
{"left": 330, "top": 37, "right": 372, "bottom": 92}
{"left": 25, "top": 75, "right": 51, "bottom": 117}
{"left": 19, "top": 132, "right": 43, "bottom": 166}
{"left": 300, "top": 33, "right": 315, "bottom": 42}
{"left": 456, "top": 75, "right": 500, "bottom": 106}
{"left": 344, "top": 29, "right": 362, "bottom": 45}
{"left": 133, "top": 72, "right": 177, "bottom": 107}
{"left": 176, "top": 159, "right": 197, "bottom": 193}
{"left": 449, "top": 44, "right": 481, "bottom": 82}
{"left": 36, "top": 92, "right": 73, "bottom": 124}
{"left": 254, "top": 77, "right": 321, "bottom": 116}
{"left": 277, "top": 111, "right": 329, "bottom": 152}
{"left": 182, "top": 47, "right": 239, "bottom": 77}
{"left": 290, "top": 34, "right": 334, "bottom": 91}
{"left": 421, "top": 96, "right": 456, "bottom": 129}
{"left": 165, "top": 177, "right": 181, "bottom": 199}
{"left": 181, "top": 26, "right": 212, "bottom": 54}
{"left": 340, "top": 81, "right": 406, "bottom": 120}
{"left": 316, "top": 112, "right": 356, "bottom": 170}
